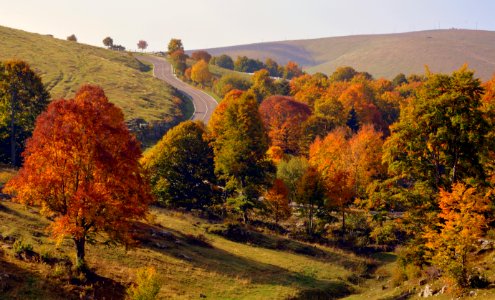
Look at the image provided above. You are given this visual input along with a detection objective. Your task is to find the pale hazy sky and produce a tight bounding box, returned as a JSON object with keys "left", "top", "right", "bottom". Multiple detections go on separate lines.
{"left": 1, "top": 0, "right": 494, "bottom": 51}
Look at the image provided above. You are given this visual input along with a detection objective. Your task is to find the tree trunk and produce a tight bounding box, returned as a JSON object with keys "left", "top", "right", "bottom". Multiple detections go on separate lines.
{"left": 74, "top": 237, "right": 86, "bottom": 270}
{"left": 308, "top": 204, "right": 314, "bottom": 236}
{"left": 341, "top": 208, "right": 346, "bottom": 240}
{"left": 242, "top": 211, "right": 249, "bottom": 224}
{"left": 10, "top": 89, "right": 16, "bottom": 167}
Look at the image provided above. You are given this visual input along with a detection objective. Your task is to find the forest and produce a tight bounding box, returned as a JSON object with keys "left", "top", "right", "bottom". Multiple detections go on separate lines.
{"left": 1, "top": 37, "right": 495, "bottom": 298}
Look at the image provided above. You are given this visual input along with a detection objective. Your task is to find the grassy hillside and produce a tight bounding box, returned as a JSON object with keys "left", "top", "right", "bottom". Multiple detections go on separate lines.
{"left": 198, "top": 29, "right": 495, "bottom": 80}
{"left": 0, "top": 25, "right": 185, "bottom": 123}
{"left": 0, "top": 199, "right": 377, "bottom": 299}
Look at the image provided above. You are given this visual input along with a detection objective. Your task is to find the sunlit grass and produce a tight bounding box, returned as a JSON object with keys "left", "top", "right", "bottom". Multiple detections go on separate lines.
{"left": 0, "top": 25, "right": 184, "bottom": 123}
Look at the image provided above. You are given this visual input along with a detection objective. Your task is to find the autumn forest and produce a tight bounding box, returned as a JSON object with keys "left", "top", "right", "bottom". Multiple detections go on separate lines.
{"left": 1, "top": 25, "right": 495, "bottom": 300}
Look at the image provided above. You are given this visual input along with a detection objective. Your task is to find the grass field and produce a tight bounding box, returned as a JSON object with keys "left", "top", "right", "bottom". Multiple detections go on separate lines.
{"left": 0, "top": 25, "right": 186, "bottom": 123}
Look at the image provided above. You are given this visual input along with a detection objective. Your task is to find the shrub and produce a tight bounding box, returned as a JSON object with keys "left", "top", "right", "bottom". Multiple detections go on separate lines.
{"left": 213, "top": 74, "right": 251, "bottom": 98}
{"left": 390, "top": 266, "right": 407, "bottom": 287}
{"left": 127, "top": 267, "right": 162, "bottom": 300}
{"left": 13, "top": 239, "right": 33, "bottom": 255}
{"left": 369, "top": 219, "right": 405, "bottom": 247}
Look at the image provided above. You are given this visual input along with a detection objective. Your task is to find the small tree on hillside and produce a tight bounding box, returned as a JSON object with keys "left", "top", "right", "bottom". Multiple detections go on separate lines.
{"left": 283, "top": 61, "right": 303, "bottom": 80}
{"left": 103, "top": 36, "right": 113, "bottom": 48}
{"left": 168, "top": 38, "right": 183, "bottom": 55}
{"left": 295, "top": 166, "right": 326, "bottom": 235}
{"left": 424, "top": 183, "right": 491, "bottom": 288}
{"left": 141, "top": 120, "right": 217, "bottom": 210}
{"left": 210, "top": 92, "right": 274, "bottom": 222}
{"left": 67, "top": 34, "right": 77, "bottom": 42}
{"left": 264, "top": 179, "right": 291, "bottom": 224}
{"left": 137, "top": 40, "right": 148, "bottom": 52}
{"left": 170, "top": 49, "right": 187, "bottom": 76}
{"left": 5, "top": 85, "right": 151, "bottom": 270}
{"left": 191, "top": 50, "right": 212, "bottom": 63}
{"left": 213, "top": 54, "right": 234, "bottom": 70}
{"left": 191, "top": 60, "right": 212, "bottom": 86}
{"left": 0, "top": 60, "right": 50, "bottom": 166}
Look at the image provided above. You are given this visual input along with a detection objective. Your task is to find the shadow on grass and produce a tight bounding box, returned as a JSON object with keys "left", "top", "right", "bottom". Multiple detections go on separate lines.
{"left": 136, "top": 59, "right": 152, "bottom": 72}
{"left": 1, "top": 244, "right": 126, "bottom": 299}
{"left": 0, "top": 258, "right": 77, "bottom": 300}
{"left": 131, "top": 221, "right": 354, "bottom": 299}
{"left": 0, "top": 201, "right": 42, "bottom": 224}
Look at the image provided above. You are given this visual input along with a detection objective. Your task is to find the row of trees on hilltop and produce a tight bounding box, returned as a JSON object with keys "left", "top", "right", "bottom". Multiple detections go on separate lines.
{"left": 103, "top": 36, "right": 147, "bottom": 51}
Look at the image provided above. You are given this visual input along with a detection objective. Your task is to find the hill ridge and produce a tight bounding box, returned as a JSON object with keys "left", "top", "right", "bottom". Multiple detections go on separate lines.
{"left": 193, "top": 29, "right": 495, "bottom": 80}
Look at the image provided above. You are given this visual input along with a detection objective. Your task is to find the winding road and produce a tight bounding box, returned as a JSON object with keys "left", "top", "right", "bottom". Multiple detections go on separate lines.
{"left": 137, "top": 55, "right": 217, "bottom": 123}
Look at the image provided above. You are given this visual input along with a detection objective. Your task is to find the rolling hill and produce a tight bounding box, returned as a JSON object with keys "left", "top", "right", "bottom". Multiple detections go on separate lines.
{"left": 197, "top": 29, "right": 495, "bottom": 80}
{"left": 0, "top": 25, "right": 186, "bottom": 123}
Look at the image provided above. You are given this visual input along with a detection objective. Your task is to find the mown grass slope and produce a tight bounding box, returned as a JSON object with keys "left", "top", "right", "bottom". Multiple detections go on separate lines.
{"left": 0, "top": 25, "right": 185, "bottom": 122}
{"left": 198, "top": 29, "right": 495, "bottom": 80}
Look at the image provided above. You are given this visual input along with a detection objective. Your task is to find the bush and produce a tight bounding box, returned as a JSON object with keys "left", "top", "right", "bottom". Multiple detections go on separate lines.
{"left": 343, "top": 212, "right": 371, "bottom": 250}
{"left": 213, "top": 74, "right": 251, "bottom": 98}
{"left": 127, "top": 267, "right": 162, "bottom": 300}
{"left": 369, "top": 219, "right": 405, "bottom": 247}
{"left": 390, "top": 266, "right": 407, "bottom": 287}
{"left": 13, "top": 239, "right": 33, "bottom": 255}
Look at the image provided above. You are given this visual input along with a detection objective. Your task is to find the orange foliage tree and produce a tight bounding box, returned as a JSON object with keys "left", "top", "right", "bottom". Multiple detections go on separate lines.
{"left": 348, "top": 124, "right": 385, "bottom": 197}
{"left": 290, "top": 73, "right": 329, "bottom": 107}
{"left": 264, "top": 179, "right": 291, "bottom": 224}
{"left": 259, "top": 95, "right": 311, "bottom": 155}
{"left": 309, "top": 125, "right": 384, "bottom": 236}
{"left": 283, "top": 61, "right": 303, "bottom": 79}
{"left": 5, "top": 85, "right": 151, "bottom": 269}
{"left": 338, "top": 82, "right": 384, "bottom": 130}
{"left": 191, "top": 60, "right": 213, "bottom": 86}
{"left": 482, "top": 76, "right": 495, "bottom": 183}
{"left": 208, "top": 89, "right": 244, "bottom": 140}
{"left": 424, "top": 183, "right": 491, "bottom": 287}
{"left": 309, "top": 128, "right": 352, "bottom": 236}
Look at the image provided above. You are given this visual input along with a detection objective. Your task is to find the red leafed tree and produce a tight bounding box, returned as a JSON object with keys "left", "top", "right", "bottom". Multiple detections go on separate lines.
{"left": 5, "top": 85, "right": 152, "bottom": 269}
{"left": 191, "top": 50, "right": 212, "bottom": 63}
{"left": 137, "top": 40, "right": 148, "bottom": 51}
{"left": 264, "top": 179, "right": 291, "bottom": 224}
{"left": 259, "top": 95, "right": 311, "bottom": 155}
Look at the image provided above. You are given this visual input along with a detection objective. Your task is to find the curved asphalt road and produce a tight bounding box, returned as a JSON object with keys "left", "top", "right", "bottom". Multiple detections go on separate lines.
{"left": 137, "top": 55, "right": 217, "bottom": 123}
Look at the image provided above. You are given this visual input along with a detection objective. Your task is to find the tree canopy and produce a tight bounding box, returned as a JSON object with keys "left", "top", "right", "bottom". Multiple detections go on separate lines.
{"left": 142, "top": 120, "right": 216, "bottom": 210}
{"left": 0, "top": 60, "right": 49, "bottom": 166}
{"left": 168, "top": 38, "right": 183, "bottom": 55}
{"left": 5, "top": 85, "right": 151, "bottom": 269}
{"left": 259, "top": 95, "right": 311, "bottom": 155}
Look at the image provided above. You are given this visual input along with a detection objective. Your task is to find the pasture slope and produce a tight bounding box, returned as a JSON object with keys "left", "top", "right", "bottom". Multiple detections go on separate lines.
{"left": 0, "top": 25, "right": 185, "bottom": 123}
{"left": 196, "top": 29, "right": 495, "bottom": 80}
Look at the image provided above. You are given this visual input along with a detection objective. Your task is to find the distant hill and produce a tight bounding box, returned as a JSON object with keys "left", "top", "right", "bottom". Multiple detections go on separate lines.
{"left": 0, "top": 25, "right": 185, "bottom": 123}
{"left": 196, "top": 29, "right": 495, "bottom": 80}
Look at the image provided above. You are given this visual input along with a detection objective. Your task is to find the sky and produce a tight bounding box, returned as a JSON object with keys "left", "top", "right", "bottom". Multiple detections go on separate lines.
{"left": 1, "top": 0, "right": 494, "bottom": 51}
